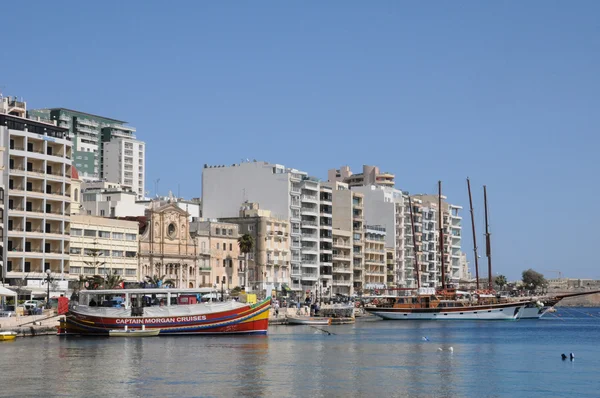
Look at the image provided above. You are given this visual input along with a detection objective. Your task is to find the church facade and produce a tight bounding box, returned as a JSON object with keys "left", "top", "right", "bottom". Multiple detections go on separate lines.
{"left": 138, "top": 201, "right": 210, "bottom": 288}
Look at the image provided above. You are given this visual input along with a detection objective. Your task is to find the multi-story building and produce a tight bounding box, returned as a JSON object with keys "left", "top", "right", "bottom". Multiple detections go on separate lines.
{"left": 319, "top": 185, "right": 333, "bottom": 299}
{"left": 328, "top": 165, "right": 395, "bottom": 188}
{"left": 220, "top": 202, "right": 290, "bottom": 294}
{"left": 69, "top": 215, "right": 139, "bottom": 281}
{"left": 412, "top": 194, "right": 463, "bottom": 286}
{"left": 80, "top": 181, "right": 145, "bottom": 217}
{"left": 386, "top": 248, "right": 396, "bottom": 287}
{"left": 190, "top": 220, "right": 242, "bottom": 292}
{"left": 331, "top": 229, "right": 353, "bottom": 296}
{"left": 28, "top": 108, "right": 145, "bottom": 193}
{"left": 352, "top": 185, "right": 405, "bottom": 289}
{"left": 402, "top": 195, "right": 422, "bottom": 289}
{"left": 101, "top": 126, "right": 145, "bottom": 199}
{"left": 202, "top": 160, "right": 321, "bottom": 298}
{"left": 1, "top": 101, "right": 72, "bottom": 284}
{"left": 364, "top": 225, "right": 386, "bottom": 289}
{"left": 328, "top": 181, "right": 365, "bottom": 295}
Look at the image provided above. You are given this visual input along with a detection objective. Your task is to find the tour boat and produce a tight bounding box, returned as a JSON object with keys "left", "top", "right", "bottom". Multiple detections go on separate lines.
{"left": 61, "top": 288, "right": 271, "bottom": 336}
{"left": 286, "top": 316, "right": 332, "bottom": 326}
{"left": 365, "top": 287, "right": 526, "bottom": 320}
{"left": 0, "top": 331, "right": 17, "bottom": 341}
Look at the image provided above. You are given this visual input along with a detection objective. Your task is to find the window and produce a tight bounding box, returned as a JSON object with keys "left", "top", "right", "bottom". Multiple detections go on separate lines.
{"left": 98, "top": 230, "right": 110, "bottom": 238}
{"left": 228, "top": 229, "right": 233, "bottom": 236}
{"left": 125, "top": 251, "right": 136, "bottom": 258}
{"left": 216, "top": 228, "right": 221, "bottom": 235}
{"left": 71, "top": 228, "right": 82, "bottom": 236}
{"left": 125, "top": 233, "right": 136, "bottom": 241}
{"left": 100, "top": 210, "right": 105, "bottom": 216}
{"left": 201, "top": 242, "right": 206, "bottom": 252}
{"left": 223, "top": 242, "right": 226, "bottom": 250}
{"left": 70, "top": 247, "right": 82, "bottom": 254}
{"left": 112, "top": 232, "right": 124, "bottom": 240}
{"left": 101, "top": 249, "right": 111, "bottom": 257}
{"left": 84, "top": 229, "right": 96, "bottom": 237}
{"left": 229, "top": 243, "right": 232, "bottom": 251}
{"left": 248, "top": 225, "right": 254, "bottom": 232}
{"left": 216, "top": 243, "right": 220, "bottom": 250}
{"left": 126, "top": 269, "right": 137, "bottom": 276}
{"left": 223, "top": 259, "right": 227, "bottom": 267}
{"left": 112, "top": 250, "right": 124, "bottom": 257}
{"left": 106, "top": 196, "right": 111, "bottom": 201}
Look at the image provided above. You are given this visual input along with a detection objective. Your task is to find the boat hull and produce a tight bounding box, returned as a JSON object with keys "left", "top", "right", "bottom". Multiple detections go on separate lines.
{"left": 286, "top": 317, "right": 332, "bottom": 326}
{"left": 367, "top": 302, "right": 525, "bottom": 321}
{"left": 109, "top": 329, "right": 160, "bottom": 337}
{"left": 62, "top": 299, "right": 271, "bottom": 336}
{"left": 0, "top": 332, "right": 17, "bottom": 341}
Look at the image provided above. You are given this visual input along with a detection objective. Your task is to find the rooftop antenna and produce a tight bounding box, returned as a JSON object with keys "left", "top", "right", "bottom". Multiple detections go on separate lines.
{"left": 154, "top": 178, "right": 160, "bottom": 198}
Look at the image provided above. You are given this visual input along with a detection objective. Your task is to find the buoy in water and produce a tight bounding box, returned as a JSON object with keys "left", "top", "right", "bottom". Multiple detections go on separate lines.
{"left": 570, "top": 353, "right": 575, "bottom": 361}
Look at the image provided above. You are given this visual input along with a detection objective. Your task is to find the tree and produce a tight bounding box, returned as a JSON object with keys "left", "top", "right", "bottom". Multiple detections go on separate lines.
{"left": 104, "top": 272, "right": 124, "bottom": 289}
{"left": 494, "top": 275, "right": 508, "bottom": 290}
{"left": 522, "top": 269, "right": 546, "bottom": 291}
{"left": 85, "top": 275, "right": 105, "bottom": 290}
{"left": 238, "top": 233, "right": 254, "bottom": 289}
{"left": 145, "top": 275, "right": 176, "bottom": 288}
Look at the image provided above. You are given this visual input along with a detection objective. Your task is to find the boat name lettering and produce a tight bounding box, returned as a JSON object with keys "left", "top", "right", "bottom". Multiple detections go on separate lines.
{"left": 115, "top": 315, "right": 207, "bottom": 324}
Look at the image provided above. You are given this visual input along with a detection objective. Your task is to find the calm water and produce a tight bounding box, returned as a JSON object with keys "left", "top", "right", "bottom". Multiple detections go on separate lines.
{"left": 1, "top": 307, "right": 599, "bottom": 398}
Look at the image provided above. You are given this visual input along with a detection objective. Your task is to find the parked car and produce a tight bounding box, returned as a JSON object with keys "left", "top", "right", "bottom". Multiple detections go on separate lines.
{"left": 23, "top": 300, "right": 44, "bottom": 310}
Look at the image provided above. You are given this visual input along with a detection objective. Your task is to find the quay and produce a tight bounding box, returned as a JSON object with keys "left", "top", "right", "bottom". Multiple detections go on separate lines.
{"left": 0, "top": 312, "right": 61, "bottom": 337}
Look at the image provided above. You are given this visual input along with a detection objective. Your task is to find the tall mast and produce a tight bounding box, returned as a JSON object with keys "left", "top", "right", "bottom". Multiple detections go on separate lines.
{"left": 408, "top": 196, "right": 420, "bottom": 289}
{"left": 438, "top": 181, "right": 446, "bottom": 290}
{"left": 484, "top": 185, "right": 493, "bottom": 290}
{"left": 467, "top": 178, "right": 480, "bottom": 291}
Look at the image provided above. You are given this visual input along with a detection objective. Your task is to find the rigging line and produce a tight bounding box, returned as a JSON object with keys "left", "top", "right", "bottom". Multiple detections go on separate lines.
{"left": 309, "top": 325, "right": 335, "bottom": 335}
{"left": 565, "top": 306, "right": 600, "bottom": 319}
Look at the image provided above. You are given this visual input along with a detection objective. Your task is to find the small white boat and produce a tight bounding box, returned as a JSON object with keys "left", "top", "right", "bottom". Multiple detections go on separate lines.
{"left": 287, "top": 316, "right": 331, "bottom": 326}
{"left": 0, "top": 331, "right": 17, "bottom": 341}
{"left": 109, "top": 326, "right": 160, "bottom": 337}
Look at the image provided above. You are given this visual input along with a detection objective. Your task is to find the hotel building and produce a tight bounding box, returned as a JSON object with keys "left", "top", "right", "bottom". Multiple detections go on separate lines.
{"left": 1, "top": 97, "right": 72, "bottom": 283}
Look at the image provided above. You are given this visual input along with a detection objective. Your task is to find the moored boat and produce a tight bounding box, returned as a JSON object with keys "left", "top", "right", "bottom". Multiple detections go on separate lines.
{"left": 109, "top": 327, "right": 160, "bottom": 337}
{"left": 286, "top": 316, "right": 332, "bottom": 326}
{"left": 366, "top": 288, "right": 526, "bottom": 320}
{"left": 62, "top": 288, "right": 271, "bottom": 336}
{"left": 519, "top": 290, "right": 600, "bottom": 319}
{"left": 0, "top": 331, "right": 17, "bottom": 341}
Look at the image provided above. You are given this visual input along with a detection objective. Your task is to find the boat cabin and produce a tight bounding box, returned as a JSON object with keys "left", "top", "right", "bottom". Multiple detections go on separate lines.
{"left": 76, "top": 288, "right": 218, "bottom": 311}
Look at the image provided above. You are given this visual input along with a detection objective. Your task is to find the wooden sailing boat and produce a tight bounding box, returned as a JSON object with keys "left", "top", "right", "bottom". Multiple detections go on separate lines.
{"left": 365, "top": 181, "right": 527, "bottom": 321}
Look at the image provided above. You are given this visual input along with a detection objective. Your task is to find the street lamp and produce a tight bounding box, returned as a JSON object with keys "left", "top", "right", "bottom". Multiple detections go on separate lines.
{"left": 45, "top": 269, "right": 52, "bottom": 309}
{"left": 221, "top": 276, "right": 226, "bottom": 302}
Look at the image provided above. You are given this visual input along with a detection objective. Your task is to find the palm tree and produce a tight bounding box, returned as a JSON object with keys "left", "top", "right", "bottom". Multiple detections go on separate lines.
{"left": 104, "top": 271, "right": 125, "bottom": 289}
{"left": 494, "top": 274, "right": 508, "bottom": 290}
{"left": 85, "top": 275, "right": 105, "bottom": 290}
{"left": 144, "top": 275, "right": 176, "bottom": 288}
{"left": 238, "top": 233, "right": 254, "bottom": 289}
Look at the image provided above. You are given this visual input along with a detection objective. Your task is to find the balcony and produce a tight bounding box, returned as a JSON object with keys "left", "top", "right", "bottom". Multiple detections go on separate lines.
{"left": 332, "top": 279, "right": 352, "bottom": 286}
{"left": 333, "top": 266, "right": 352, "bottom": 274}
{"left": 300, "top": 207, "right": 318, "bottom": 216}
{"left": 333, "top": 239, "right": 351, "bottom": 248}
{"left": 301, "top": 194, "right": 318, "bottom": 203}
{"left": 332, "top": 253, "right": 351, "bottom": 262}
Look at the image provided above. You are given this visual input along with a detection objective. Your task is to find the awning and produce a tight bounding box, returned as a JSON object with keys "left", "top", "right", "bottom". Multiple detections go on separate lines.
{"left": 281, "top": 284, "right": 292, "bottom": 292}
{"left": 0, "top": 286, "right": 17, "bottom": 297}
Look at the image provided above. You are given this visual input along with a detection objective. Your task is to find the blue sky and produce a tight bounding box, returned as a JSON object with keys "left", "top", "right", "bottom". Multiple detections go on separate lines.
{"left": 2, "top": 2, "right": 599, "bottom": 280}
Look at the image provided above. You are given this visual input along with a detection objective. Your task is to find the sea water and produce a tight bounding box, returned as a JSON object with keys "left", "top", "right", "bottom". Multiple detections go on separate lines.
{"left": 1, "top": 307, "right": 598, "bottom": 397}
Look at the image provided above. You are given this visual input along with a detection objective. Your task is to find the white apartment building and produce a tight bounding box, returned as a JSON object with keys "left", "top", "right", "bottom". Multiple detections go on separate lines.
{"left": 318, "top": 185, "right": 333, "bottom": 298}
{"left": 352, "top": 185, "right": 405, "bottom": 289}
{"left": 102, "top": 126, "right": 145, "bottom": 199}
{"left": 69, "top": 215, "right": 139, "bottom": 281}
{"left": 202, "top": 160, "right": 323, "bottom": 298}
{"left": 413, "top": 195, "right": 463, "bottom": 286}
{"left": 1, "top": 102, "right": 72, "bottom": 283}
{"left": 364, "top": 225, "right": 386, "bottom": 289}
{"left": 80, "top": 181, "right": 145, "bottom": 217}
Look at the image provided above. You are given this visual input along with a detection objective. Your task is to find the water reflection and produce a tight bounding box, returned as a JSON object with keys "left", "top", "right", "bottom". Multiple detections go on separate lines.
{"left": 1, "top": 317, "right": 599, "bottom": 398}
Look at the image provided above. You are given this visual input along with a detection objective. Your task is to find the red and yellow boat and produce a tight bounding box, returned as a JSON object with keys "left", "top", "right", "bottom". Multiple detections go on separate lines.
{"left": 60, "top": 288, "right": 270, "bottom": 336}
